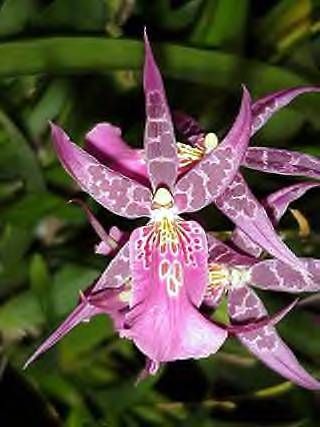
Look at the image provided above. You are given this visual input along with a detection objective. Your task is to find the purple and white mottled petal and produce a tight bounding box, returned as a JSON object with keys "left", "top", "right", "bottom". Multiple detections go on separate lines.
{"left": 207, "top": 233, "right": 256, "bottom": 266}
{"left": 251, "top": 86, "right": 320, "bottom": 135}
{"left": 173, "top": 110, "right": 205, "bottom": 145}
{"left": 250, "top": 258, "right": 320, "bottom": 293}
{"left": 92, "top": 241, "right": 130, "bottom": 291}
{"left": 85, "top": 122, "right": 147, "bottom": 184}
{"left": 24, "top": 282, "right": 129, "bottom": 368}
{"left": 228, "top": 286, "right": 320, "bottom": 389}
{"left": 243, "top": 147, "right": 320, "bottom": 180}
{"left": 51, "top": 123, "right": 152, "bottom": 219}
{"left": 95, "top": 226, "right": 128, "bottom": 256}
{"left": 143, "top": 31, "right": 178, "bottom": 192}
{"left": 124, "top": 220, "right": 227, "bottom": 362}
{"left": 230, "top": 182, "right": 320, "bottom": 257}
{"left": 215, "top": 173, "right": 307, "bottom": 271}
{"left": 262, "top": 182, "right": 320, "bottom": 225}
{"left": 174, "top": 87, "right": 252, "bottom": 213}
{"left": 203, "top": 283, "right": 226, "bottom": 309}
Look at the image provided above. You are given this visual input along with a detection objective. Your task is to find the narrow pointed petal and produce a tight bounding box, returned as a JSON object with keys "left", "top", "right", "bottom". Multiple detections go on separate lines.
{"left": 250, "top": 258, "right": 320, "bottom": 293}
{"left": 124, "top": 221, "right": 227, "bottom": 362}
{"left": 230, "top": 182, "right": 320, "bottom": 257}
{"left": 24, "top": 301, "right": 102, "bottom": 368}
{"left": 173, "top": 111, "right": 205, "bottom": 145}
{"left": 227, "top": 298, "right": 298, "bottom": 334}
{"left": 85, "top": 123, "right": 147, "bottom": 184}
{"left": 228, "top": 286, "right": 320, "bottom": 390}
{"left": 143, "top": 31, "right": 178, "bottom": 192}
{"left": 175, "top": 87, "right": 252, "bottom": 213}
{"left": 207, "top": 233, "right": 255, "bottom": 266}
{"left": 263, "top": 182, "right": 320, "bottom": 225}
{"left": 215, "top": 173, "right": 307, "bottom": 271}
{"left": 243, "top": 147, "right": 320, "bottom": 179}
{"left": 51, "top": 123, "right": 152, "bottom": 218}
{"left": 251, "top": 86, "right": 320, "bottom": 135}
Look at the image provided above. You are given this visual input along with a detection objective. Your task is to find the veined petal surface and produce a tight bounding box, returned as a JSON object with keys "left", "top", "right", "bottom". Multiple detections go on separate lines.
{"left": 250, "top": 258, "right": 320, "bottom": 293}
{"left": 251, "top": 86, "right": 320, "bottom": 135}
{"left": 143, "top": 31, "right": 178, "bottom": 192}
{"left": 215, "top": 173, "right": 307, "bottom": 271}
{"left": 174, "top": 87, "right": 252, "bottom": 213}
{"left": 228, "top": 286, "right": 320, "bottom": 389}
{"left": 51, "top": 123, "right": 152, "bottom": 218}
{"left": 125, "top": 220, "right": 227, "bottom": 362}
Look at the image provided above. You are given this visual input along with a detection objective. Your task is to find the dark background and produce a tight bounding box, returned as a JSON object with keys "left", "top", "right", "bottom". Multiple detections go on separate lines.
{"left": 1, "top": 0, "right": 320, "bottom": 425}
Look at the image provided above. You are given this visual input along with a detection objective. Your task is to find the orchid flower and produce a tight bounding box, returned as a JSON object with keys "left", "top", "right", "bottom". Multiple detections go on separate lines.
{"left": 26, "top": 32, "right": 260, "bottom": 369}
{"left": 204, "top": 181, "right": 320, "bottom": 389}
{"left": 84, "top": 97, "right": 320, "bottom": 272}
{"left": 25, "top": 182, "right": 320, "bottom": 388}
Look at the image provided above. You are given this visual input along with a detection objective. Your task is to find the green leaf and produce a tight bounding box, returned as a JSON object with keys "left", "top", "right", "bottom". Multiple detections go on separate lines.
{"left": 0, "top": 0, "right": 38, "bottom": 37}
{"left": 0, "top": 107, "right": 45, "bottom": 192}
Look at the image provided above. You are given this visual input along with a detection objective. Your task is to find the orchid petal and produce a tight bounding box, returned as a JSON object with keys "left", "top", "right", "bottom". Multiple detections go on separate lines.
{"left": 24, "top": 281, "right": 129, "bottom": 368}
{"left": 207, "top": 233, "right": 255, "bottom": 266}
{"left": 51, "top": 123, "right": 152, "bottom": 218}
{"left": 143, "top": 31, "right": 178, "bottom": 192}
{"left": 243, "top": 147, "right": 320, "bottom": 179}
{"left": 250, "top": 258, "right": 320, "bottom": 293}
{"left": 173, "top": 110, "right": 205, "bottom": 145}
{"left": 251, "top": 86, "right": 320, "bottom": 135}
{"left": 203, "top": 283, "right": 226, "bottom": 309}
{"left": 263, "top": 182, "right": 320, "bottom": 224}
{"left": 228, "top": 286, "right": 320, "bottom": 389}
{"left": 85, "top": 122, "right": 147, "bottom": 184}
{"left": 124, "top": 220, "right": 227, "bottom": 362}
{"left": 174, "top": 87, "right": 252, "bottom": 213}
{"left": 24, "top": 242, "right": 131, "bottom": 367}
{"left": 230, "top": 182, "right": 320, "bottom": 257}
{"left": 215, "top": 173, "right": 307, "bottom": 271}
{"left": 95, "top": 226, "right": 127, "bottom": 256}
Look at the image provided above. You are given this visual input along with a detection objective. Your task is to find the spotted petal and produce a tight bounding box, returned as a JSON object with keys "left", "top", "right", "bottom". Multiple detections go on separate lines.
{"left": 124, "top": 220, "right": 227, "bottom": 362}
{"left": 231, "top": 182, "right": 320, "bottom": 257}
{"left": 85, "top": 122, "right": 147, "bottom": 184}
{"left": 251, "top": 86, "right": 320, "bottom": 135}
{"left": 143, "top": 31, "right": 178, "bottom": 192}
{"left": 51, "top": 123, "right": 152, "bottom": 218}
{"left": 228, "top": 286, "right": 320, "bottom": 389}
{"left": 250, "top": 258, "right": 320, "bottom": 293}
{"left": 207, "top": 233, "right": 255, "bottom": 266}
{"left": 174, "top": 87, "right": 252, "bottom": 213}
{"left": 173, "top": 110, "right": 205, "bottom": 145}
{"left": 243, "top": 147, "right": 320, "bottom": 179}
{"left": 215, "top": 174, "right": 306, "bottom": 271}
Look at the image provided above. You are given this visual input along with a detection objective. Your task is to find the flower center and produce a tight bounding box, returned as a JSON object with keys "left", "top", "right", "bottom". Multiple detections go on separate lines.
{"left": 207, "top": 263, "right": 251, "bottom": 292}
{"left": 177, "top": 132, "right": 218, "bottom": 168}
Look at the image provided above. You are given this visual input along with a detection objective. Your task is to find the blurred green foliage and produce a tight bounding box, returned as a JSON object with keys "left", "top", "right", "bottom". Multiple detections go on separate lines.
{"left": 0, "top": 0, "right": 320, "bottom": 426}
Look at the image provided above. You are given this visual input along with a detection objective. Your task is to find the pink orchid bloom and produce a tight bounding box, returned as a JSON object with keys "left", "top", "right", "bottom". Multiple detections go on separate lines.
{"left": 88, "top": 85, "right": 320, "bottom": 272}
{"left": 204, "top": 181, "right": 320, "bottom": 389}
{"left": 25, "top": 32, "right": 257, "bottom": 370}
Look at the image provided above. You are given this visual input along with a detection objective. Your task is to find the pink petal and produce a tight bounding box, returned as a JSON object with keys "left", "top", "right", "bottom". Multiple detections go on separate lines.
{"left": 251, "top": 86, "right": 320, "bottom": 135}
{"left": 228, "top": 286, "right": 320, "bottom": 389}
{"left": 243, "top": 147, "right": 320, "bottom": 179}
{"left": 24, "top": 281, "right": 129, "bottom": 368}
{"left": 85, "top": 122, "right": 147, "bottom": 184}
{"left": 250, "top": 258, "right": 320, "bottom": 293}
{"left": 124, "top": 220, "right": 227, "bottom": 362}
{"left": 263, "top": 182, "right": 320, "bottom": 225}
{"left": 173, "top": 110, "right": 205, "bottom": 146}
{"left": 143, "top": 30, "right": 178, "bottom": 192}
{"left": 207, "top": 233, "right": 256, "bottom": 266}
{"left": 215, "top": 173, "right": 308, "bottom": 272}
{"left": 95, "top": 226, "right": 128, "bottom": 256}
{"left": 51, "top": 123, "right": 152, "bottom": 219}
{"left": 230, "top": 182, "right": 320, "bottom": 258}
{"left": 174, "top": 87, "right": 252, "bottom": 213}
